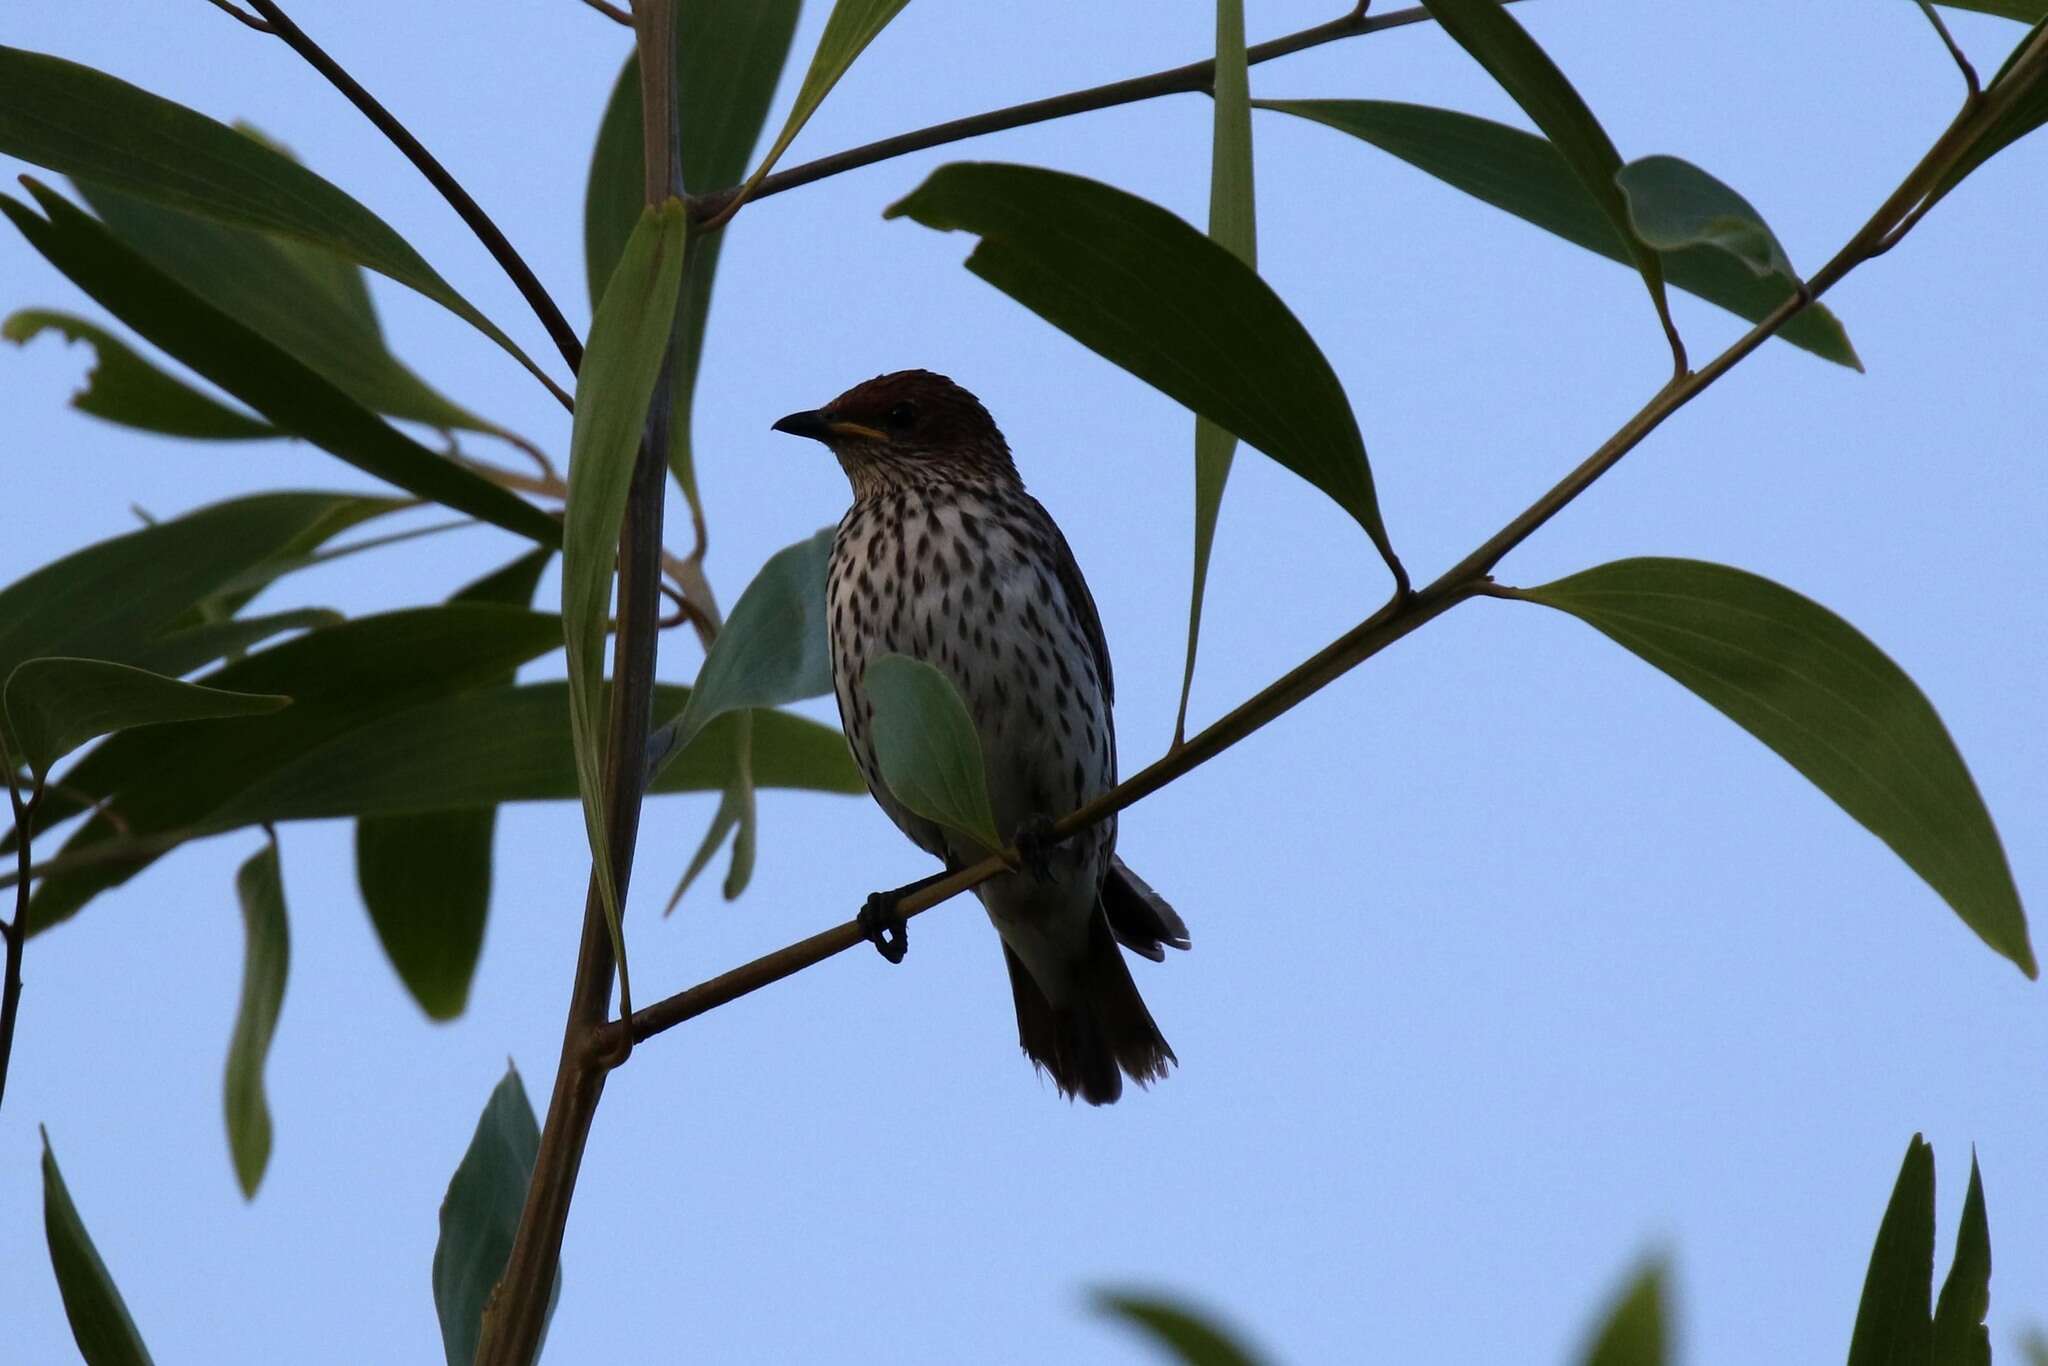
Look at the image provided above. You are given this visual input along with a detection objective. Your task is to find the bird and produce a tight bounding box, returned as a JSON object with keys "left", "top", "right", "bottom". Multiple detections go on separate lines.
{"left": 773, "top": 369, "right": 1189, "bottom": 1105}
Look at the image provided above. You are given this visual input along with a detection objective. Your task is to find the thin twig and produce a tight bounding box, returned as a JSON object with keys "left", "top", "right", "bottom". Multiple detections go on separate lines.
{"left": 575, "top": 0, "right": 633, "bottom": 25}
{"left": 611, "top": 38, "right": 2047, "bottom": 1047}
{"left": 1916, "top": 0, "right": 1980, "bottom": 98}
{"left": 202, "top": 0, "right": 274, "bottom": 32}
{"left": 691, "top": 2, "right": 1469, "bottom": 222}
{"left": 0, "top": 730, "right": 41, "bottom": 1112}
{"left": 238, "top": 0, "right": 586, "bottom": 391}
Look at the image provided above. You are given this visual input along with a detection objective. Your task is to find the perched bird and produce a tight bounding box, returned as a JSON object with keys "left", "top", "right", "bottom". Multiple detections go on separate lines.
{"left": 774, "top": 369, "right": 1189, "bottom": 1105}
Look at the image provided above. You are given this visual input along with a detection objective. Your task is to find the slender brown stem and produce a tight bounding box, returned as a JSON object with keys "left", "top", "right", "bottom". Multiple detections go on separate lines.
{"left": 691, "top": 3, "right": 1467, "bottom": 222}
{"left": 237, "top": 0, "right": 586, "bottom": 392}
{"left": 576, "top": 0, "right": 633, "bottom": 25}
{"left": 614, "top": 38, "right": 2042, "bottom": 1047}
{"left": 202, "top": 0, "right": 273, "bottom": 32}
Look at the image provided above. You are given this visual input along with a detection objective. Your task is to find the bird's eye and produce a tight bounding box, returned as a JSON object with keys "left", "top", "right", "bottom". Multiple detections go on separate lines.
{"left": 885, "top": 401, "right": 918, "bottom": 431}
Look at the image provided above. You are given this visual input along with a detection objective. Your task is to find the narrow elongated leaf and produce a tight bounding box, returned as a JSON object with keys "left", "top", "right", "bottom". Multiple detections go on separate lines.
{"left": 4, "top": 309, "right": 274, "bottom": 438}
{"left": 76, "top": 181, "right": 489, "bottom": 434}
{"left": 864, "top": 653, "right": 1000, "bottom": 852}
{"left": 1850, "top": 1136, "right": 1937, "bottom": 1366}
{"left": 740, "top": 0, "right": 911, "bottom": 197}
{"left": 434, "top": 1065, "right": 557, "bottom": 1366}
{"left": 24, "top": 605, "right": 565, "bottom": 934}
{"left": 0, "top": 46, "right": 559, "bottom": 392}
{"left": 1580, "top": 1261, "right": 1668, "bottom": 1366}
{"left": 1176, "top": 0, "right": 1257, "bottom": 744}
{"left": 562, "top": 200, "right": 687, "bottom": 971}
{"left": 1094, "top": 1291, "right": 1263, "bottom": 1366}
{"left": 224, "top": 837, "right": 288, "bottom": 1197}
{"left": 220, "top": 685, "right": 862, "bottom": 821}
{"left": 1938, "top": 1, "right": 2047, "bottom": 18}
{"left": 887, "top": 163, "right": 1400, "bottom": 576}
{"left": 3, "top": 657, "right": 289, "bottom": 780}
{"left": 356, "top": 547, "right": 552, "bottom": 1021}
{"left": 1616, "top": 155, "right": 1795, "bottom": 281}
{"left": 1419, "top": 0, "right": 1677, "bottom": 356}
{"left": 1515, "top": 559, "right": 2034, "bottom": 976}
{"left": 0, "top": 491, "right": 389, "bottom": 686}
{"left": 1929, "top": 16, "right": 2048, "bottom": 202}
{"left": 1256, "top": 100, "right": 1858, "bottom": 367}
{"left": 125, "top": 608, "right": 342, "bottom": 680}
{"left": 41, "top": 1133, "right": 156, "bottom": 1366}
{"left": 1932, "top": 1154, "right": 1993, "bottom": 1366}
{"left": 657, "top": 527, "right": 836, "bottom": 759}
{"left": 1, "top": 185, "right": 562, "bottom": 545}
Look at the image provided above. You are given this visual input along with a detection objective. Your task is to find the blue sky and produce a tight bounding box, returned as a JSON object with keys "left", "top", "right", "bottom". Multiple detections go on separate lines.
{"left": 5, "top": 2, "right": 2046, "bottom": 1362}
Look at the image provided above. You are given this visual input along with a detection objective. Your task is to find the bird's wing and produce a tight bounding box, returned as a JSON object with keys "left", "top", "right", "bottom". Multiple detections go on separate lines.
{"left": 1044, "top": 511, "right": 1114, "bottom": 707}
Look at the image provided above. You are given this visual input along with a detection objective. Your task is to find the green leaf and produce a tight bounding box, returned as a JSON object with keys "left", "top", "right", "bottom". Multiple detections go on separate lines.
{"left": 1177, "top": 0, "right": 1257, "bottom": 744}
{"left": 1, "top": 184, "right": 562, "bottom": 546}
{"left": 355, "top": 547, "right": 551, "bottom": 1021}
{"left": 4, "top": 309, "right": 275, "bottom": 439}
{"left": 1514, "top": 559, "right": 2034, "bottom": 976}
{"left": 1850, "top": 1135, "right": 1937, "bottom": 1366}
{"left": 23, "top": 605, "right": 566, "bottom": 934}
{"left": 125, "top": 608, "right": 344, "bottom": 680}
{"left": 40, "top": 1132, "right": 156, "bottom": 1366}
{"left": 1932, "top": 1152, "right": 1992, "bottom": 1366}
{"left": 1937, "top": 0, "right": 2047, "bottom": 18}
{"left": 0, "top": 490, "right": 393, "bottom": 687}
{"left": 1616, "top": 155, "right": 1796, "bottom": 281}
{"left": 664, "top": 771, "right": 750, "bottom": 915}
{"left": 1256, "top": 100, "right": 1859, "bottom": 368}
{"left": 434, "top": 1064, "right": 557, "bottom": 1366}
{"left": 75, "top": 180, "right": 491, "bottom": 435}
{"left": 863, "top": 653, "right": 1001, "bottom": 853}
{"left": 224, "top": 836, "right": 288, "bottom": 1198}
{"left": 562, "top": 199, "right": 687, "bottom": 958}
{"left": 1929, "top": 16, "right": 2048, "bottom": 203}
{"left": 218, "top": 685, "right": 862, "bottom": 822}
{"left": 1093, "top": 1291, "right": 1263, "bottom": 1366}
{"left": 3, "top": 657, "right": 289, "bottom": 781}
{"left": 1419, "top": 0, "right": 1677, "bottom": 356}
{"left": 656, "top": 527, "right": 836, "bottom": 760}
{"left": 886, "top": 163, "right": 1400, "bottom": 576}
{"left": 1580, "top": 1260, "right": 1668, "bottom": 1366}
{"left": 740, "top": 0, "right": 911, "bottom": 197}
{"left": 0, "top": 47, "right": 561, "bottom": 395}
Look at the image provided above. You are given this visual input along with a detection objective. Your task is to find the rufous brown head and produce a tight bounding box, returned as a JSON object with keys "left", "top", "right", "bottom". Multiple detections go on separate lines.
{"left": 772, "top": 369, "right": 1019, "bottom": 499}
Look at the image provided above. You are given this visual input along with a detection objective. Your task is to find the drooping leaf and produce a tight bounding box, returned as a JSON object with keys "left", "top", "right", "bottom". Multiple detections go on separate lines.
{"left": 355, "top": 547, "right": 551, "bottom": 1021}
{"left": 40, "top": 1132, "right": 156, "bottom": 1366}
{"left": 738, "top": 0, "right": 911, "bottom": 199}
{"left": 1932, "top": 1153, "right": 1993, "bottom": 1366}
{"left": 434, "top": 1065, "right": 557, "bottom": 1366}
{"left": 75, "top": 180, "right": 491, "bottom": 434}
{"left": 23, "top": 605, "right": 565, "bottom": 934}
{"left": 1580, "top": 1260, "right": 1668, "bottom": 1366}
{"left": 886, "top": 163, "right": 1401, "bottom": 577}
{"left": 1093, "top": 1291, "right": 1264, "bottom": 1366}
{"left": 3, "top": 657, "right": 289, "bottom": 781}
{"left": 1419, "top": 0, "right": 1678, "bottom": 357}
{"left": 1256, "top": 100, "right": 1859, "bottom": 367}
{"left": 0, "top": 46, "right": 560, "bottom": 393}
{"left": 1849, "top": 1135, "right": 1937, "bottom": 1366}
{"left": 863, "top": 653, "right": 1001, "bottom": 853}
{"left": 1514, "top": 559, "right": 2034, "bottom": 976}
{"left": 562, "top": 200, "right": 688, "bottom": 972}
{"left": 3, "top": 309, "right": 275, "bottom": 439}
{"left": 218, "top": 685, "right": 862, "bottom": 822}
{"left": 1928, "top": 15, "right": 2048, "bottom": 204}
{"left": 224, "top": 836, "right": 288, "bottom": 1198}
{"left": 654, "top": 527, "right": 836, "bottom": 761}
{"left": 664, "top": 769, "right": 751, "bottom": 914}
{"left": 1616, "top": 155, "right": 1796, "bottom": 281}
{"left": 1176, "top": 0, "right": 1258, "bottom": 744}
{"left": 0, "top": 185, "right": 562, "bottom": 545}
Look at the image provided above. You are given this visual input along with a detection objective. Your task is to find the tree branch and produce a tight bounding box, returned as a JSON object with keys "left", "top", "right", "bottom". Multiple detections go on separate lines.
{"left": 689, "top": 2, "right": 1467, "bottom": 222}
{"left": 613, "top": 36, "right": 2039, "bottom": 1047}
{"left": 237, "top": 0, "right": 586, "bottom": 391}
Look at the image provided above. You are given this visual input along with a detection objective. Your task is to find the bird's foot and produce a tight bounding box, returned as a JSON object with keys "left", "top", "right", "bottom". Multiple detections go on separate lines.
{"left": 1013, "top": 816, "right": 1061, "bottom": 883}
{"left": 857, "top": 889, "right": 910, "bottom": 964}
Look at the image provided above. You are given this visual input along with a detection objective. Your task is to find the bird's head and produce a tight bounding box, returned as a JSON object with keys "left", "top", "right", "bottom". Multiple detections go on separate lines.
{"left": 772, "top": 369, "right": 1019, "bottom": 499}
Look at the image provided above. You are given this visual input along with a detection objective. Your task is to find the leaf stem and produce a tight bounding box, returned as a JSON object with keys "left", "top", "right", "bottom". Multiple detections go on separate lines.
{"left": 689, "top": 3, "right": 1475, "bottom": 222}
{"left": 237, "top": 0, "right": 586, "bottom": 396}
{"left": 0, "top": 728, "right": 41, "bottom": 1113}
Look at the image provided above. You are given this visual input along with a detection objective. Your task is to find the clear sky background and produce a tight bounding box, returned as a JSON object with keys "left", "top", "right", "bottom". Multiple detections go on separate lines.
{"left": 5, "top": 2, "right": 2046, "bottom": 1362}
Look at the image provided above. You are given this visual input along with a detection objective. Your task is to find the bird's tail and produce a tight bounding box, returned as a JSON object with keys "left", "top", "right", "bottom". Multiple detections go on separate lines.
{"left": 1005, "top": 908, "right": 1177, "bottom": 1106}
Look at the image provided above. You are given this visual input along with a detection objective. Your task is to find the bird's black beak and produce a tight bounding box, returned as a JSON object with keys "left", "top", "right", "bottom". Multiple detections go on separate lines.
{"left": 772, "top": 409, "right": 833, "bottom": 442}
